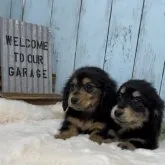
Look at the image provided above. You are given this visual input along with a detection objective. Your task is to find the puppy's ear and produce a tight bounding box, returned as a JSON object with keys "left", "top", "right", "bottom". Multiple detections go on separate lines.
{"left": 62, "top": 80, "right": 71, "bottom": 111}
{"left": 100, "top": 83, "right": 117, "bottom": 114}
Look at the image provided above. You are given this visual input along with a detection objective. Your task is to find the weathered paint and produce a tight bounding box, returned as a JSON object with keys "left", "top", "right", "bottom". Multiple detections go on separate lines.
{"left": 0, "top": 0, "right": 165, "bottom": 99}
{"left": 51, "top": 0, "right": 81, "bottom": 94}
{"left": 0, "top": 0, "right": 11, "bottom": 18}
{"left": 74, "top": 0, "right": 112, "bottom": 69}
{"left": 104, "top": 0, "right": 144, "bottom": 87}
{"left": 23, "top": 0, "right": 53, "bottom": 26}
{"left": 11, "top": 0, "right": 23, "bottom": 20}
{"left": 133, "top": 0, "right": 165, "bottom": 93}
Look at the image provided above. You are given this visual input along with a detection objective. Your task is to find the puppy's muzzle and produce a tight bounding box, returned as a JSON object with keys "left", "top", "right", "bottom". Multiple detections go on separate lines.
{"left": 71, "top": 97, "right": 79, "bottom": 105}
{"left": 111, "top": 105, "right": 124, "bottom": 119}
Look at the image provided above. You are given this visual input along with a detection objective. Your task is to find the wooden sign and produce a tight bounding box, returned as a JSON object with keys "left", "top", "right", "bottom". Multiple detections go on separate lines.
{"left": 0, "top": 17, "right": 52, "bottom": 95}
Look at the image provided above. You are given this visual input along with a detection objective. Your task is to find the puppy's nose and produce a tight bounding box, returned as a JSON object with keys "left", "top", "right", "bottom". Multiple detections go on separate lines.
{"left": 114, "top": 110, "right": 123, "bottom": 117}
{"left": 118, "top": 104, "right": 125, "bottom": 109}
{"left": 71, "top": 97, "right": 79, "bottom": 104}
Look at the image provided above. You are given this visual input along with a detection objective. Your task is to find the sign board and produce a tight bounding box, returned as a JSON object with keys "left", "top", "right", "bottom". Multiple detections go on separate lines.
{"left": 0, "top": 17, "right": 52, "bottom": 94}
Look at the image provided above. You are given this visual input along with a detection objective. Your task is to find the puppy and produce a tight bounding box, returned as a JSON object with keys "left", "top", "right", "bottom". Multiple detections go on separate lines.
{"left": 55, "top": 66, "right": 117, "bottom": 143}
{"left": 109, "top": 79, "right": 164, "bottom": 150}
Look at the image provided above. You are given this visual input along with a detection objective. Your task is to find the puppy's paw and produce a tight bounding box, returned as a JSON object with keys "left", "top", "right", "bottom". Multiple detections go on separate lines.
{"left": 55, "top": 133, "right": 68, "bottom": 140}
{"left": 102, "top": 138, "right": 115, "bottom": 144}
{"left": 118, "top": 142, "right": 136, "bottom": 150}
{"left": 54, "top": 132, "right": 74, "bottom": 140}
{"left": 89, "top": 133, "right": 103, "bottom": 144}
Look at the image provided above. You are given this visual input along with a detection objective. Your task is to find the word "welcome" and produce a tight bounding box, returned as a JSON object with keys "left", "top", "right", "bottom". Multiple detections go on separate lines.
{"left": 6, "top": 35, "right": 48, "bottom": 51}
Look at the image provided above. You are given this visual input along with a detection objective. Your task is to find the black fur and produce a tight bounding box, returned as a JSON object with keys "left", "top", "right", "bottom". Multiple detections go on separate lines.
{"left": 56, "top": 66, "right": 117, "bottom": 138}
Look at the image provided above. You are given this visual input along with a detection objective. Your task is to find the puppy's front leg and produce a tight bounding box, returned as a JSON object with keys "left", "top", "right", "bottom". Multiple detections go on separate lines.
{"left": 89, "top": 122, "right": 111, "bottom": 144}
{"left": 118, "top": 138, "right": 146, "bottom": 150}
{"left": 55, "top": 120, "right": 78, "bottom": 140}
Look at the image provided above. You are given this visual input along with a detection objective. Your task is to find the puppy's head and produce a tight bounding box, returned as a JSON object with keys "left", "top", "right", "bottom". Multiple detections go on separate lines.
{"left": 111, "top": 80, "right": 164, "bottom": 129}
{"left": 62, "top": 66, "right": 117, "bottom": 112}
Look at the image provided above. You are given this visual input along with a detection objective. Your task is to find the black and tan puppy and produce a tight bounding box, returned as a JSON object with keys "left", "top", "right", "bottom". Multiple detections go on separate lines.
{"left": 109, "top": 79, "right": 164, "bottom": 150}
{"left": 55, "top": 66, "right": 117, "bottom": 142}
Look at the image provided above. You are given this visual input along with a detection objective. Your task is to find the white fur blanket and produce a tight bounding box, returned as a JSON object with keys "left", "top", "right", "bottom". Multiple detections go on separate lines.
{"left": 0, "top": 98, "right": 165, "bottom": 165}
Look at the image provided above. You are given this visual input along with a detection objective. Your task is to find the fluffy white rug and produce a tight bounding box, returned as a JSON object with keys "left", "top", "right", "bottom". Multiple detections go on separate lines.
{"left": 0, "top": 98, "right": 165, "bottom": 165}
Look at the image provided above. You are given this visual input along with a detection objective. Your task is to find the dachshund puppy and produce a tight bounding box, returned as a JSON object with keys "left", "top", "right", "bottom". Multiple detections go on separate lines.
{"left": 55, "top": 66, "right": 117, "bottom": 143}
{"left": 109, "top": 79, "right": 164, "bottom": 150}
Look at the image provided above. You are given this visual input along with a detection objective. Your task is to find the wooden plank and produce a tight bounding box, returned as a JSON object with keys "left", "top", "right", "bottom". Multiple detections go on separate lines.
{"left": 10, "top": 0, "right": 23, "bottom": 20}
{"left": 1, "top": 93, "right": 61, "bottom": 105}
{"left": 0, "top": 0, "right": 11, "bottom": 18}
{"left": 160, "top": 63, "right": 165, "bottom": 100}
{"left": 132, "top": 0, "right": 165, "bottom": 92}
{"left": 23, "top": 0, "right": 53, "bottom": 26}
{"left": 104, "top": 0, "right": 144, "bottom": 86}
{"left": 160, "top": 62, "right": 165, "bottom": 100}
{"left": 51, "top": 0, "right": 81, "bottom": 94}
{"left": 23, "top": 99, "right": 61, "bottom": 105}
{"left": 1, "top": 92, "right": 61, "bottom": 99}
{"left": 75, "top": 0, "right": 112, "bottom": 69}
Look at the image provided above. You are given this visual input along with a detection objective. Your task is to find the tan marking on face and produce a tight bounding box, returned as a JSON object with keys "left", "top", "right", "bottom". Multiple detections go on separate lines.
{"left": 79, "top": 89, "right": 101, "bottom": 110}
{"left": 72, "top": 78, "right": 77, "bottom": 84}
{"left": 132, "top": 91, "right": 141, "bottom": 97}
{"left": 55, "top": 125, "right": 78, "bottom": 140}
{"left": 115, "top": 106, "right": 149, "bottom": 130}
{"left": 82, "top": 77, "right": 92, "bottom": 84}
{"left": 120, "top": 86, "right": 126, "bottom": 93}
{"left": 68, "top": 87, "right": 101, "bottom": 111}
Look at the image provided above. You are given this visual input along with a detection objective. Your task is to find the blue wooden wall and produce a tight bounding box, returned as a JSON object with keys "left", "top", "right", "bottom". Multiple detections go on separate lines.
{"left": 0, "top": 0, "right": 165, "bottom": 100}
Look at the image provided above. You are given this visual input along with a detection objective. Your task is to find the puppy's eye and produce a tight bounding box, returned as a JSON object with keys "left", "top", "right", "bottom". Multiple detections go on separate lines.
{"left": 84, "top": 84, "right": 94, "bottom": 93}
{"left": 70, "top": 84, "right": 76, "bottom": 91}
{"left": 133, "top": 97, "right": 143, "bottom": 104}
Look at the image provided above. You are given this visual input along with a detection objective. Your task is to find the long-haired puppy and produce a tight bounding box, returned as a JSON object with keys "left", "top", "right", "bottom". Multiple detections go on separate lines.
{"left": 55, "top": 66, "right": 117, "bottom": 142}
{"left": 109, "top": 79, "right": 164, "bottom": 150}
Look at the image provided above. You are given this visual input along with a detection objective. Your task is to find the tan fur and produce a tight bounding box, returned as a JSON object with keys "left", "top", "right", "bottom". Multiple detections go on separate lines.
{"left": 68, "top": 77, "right": 101, "bottom": 111}
{"left": 67, "top": 117, "right": 105, "bottom": 132}
{"left": 120, "top": 86, "right": 126, "bottom": 93}
{"left": 90, "top": 122, "right": 105, "bottom": 131}
{"left": 82, "top": 78, "right": 92, "bottom": 84}
{"left": 67, "top": 117, "right": 83, "bottom": 128}
{"left": 89, "top": 130, "right": 104, "bottom": 144}
{"left": 55, "top": 125, "right": 78, "bottom": 140}
{"left": 132, "top": 91, "right": 141, "bottom": 97}
{"left": 90, "top": 130, "right": 117, "bottom": 144}
{"left": 118, "top": 106, "right": 149, "bottom": 129}
{"left": 72, "top": 78, "right": 77, "bottom": 84}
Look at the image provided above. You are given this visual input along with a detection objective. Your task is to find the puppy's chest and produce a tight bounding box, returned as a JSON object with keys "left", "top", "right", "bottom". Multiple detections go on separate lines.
{"left": 67, "top": 117, "right": 105, "bottom": 132}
